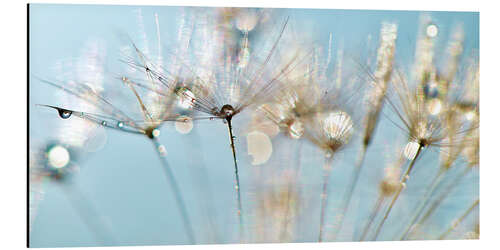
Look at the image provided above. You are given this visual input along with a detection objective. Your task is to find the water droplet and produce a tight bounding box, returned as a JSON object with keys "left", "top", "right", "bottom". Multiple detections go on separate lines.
{"left": 47, "top": 145, "right": 70, "bottom": 169}
{"left": 101, "top": 121, "right": 107, "bottom": 126}
{"left": 152, "top": 128, "right": 160, "bottom": 138}
{"left": 157, "top": 145, "right": 167, "bottom": 156}
{"left": 175, "top": 116, "right": 193, "bottom": 134}
{"left": 57, "top": 109, "right": 72, "bottom": 119}
{"left": 426, "top": 24, "right": 438, "bottom": 38}
{"left": 117, "top": 121, "right": 124, "bottom": 128}
{"left": 404, "top": 141, "right": 420, "bottom": 160}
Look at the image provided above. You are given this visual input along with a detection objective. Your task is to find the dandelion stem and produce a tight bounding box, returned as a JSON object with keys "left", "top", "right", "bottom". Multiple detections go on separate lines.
{"left": 438, "top": 199, "right": 479, "bottom": 240}
{"left": 226, "top": 118, "right": 244, "bottom": 241}
{"left": 411, "top": 166, "right": 472, "bottom": 237}
{"left": 398, "top": 168, "right": 446, "bottom": 240}
{"left": 60, "top": 183, "right": 116, "bottom": 246}
{"left": 151, "top": 137, "right": 196, "bottom": 244}
{"left": 359, "top": 195, "right": 385, "bottom": 241}
{"left": 371, "top": 144, "right": 423, "bottom": 240}
{"left": 319, "top": 156, "right": 334, "bottom": 242}
{"left": 333, "top": 144, "right": 368, "bottom": 239}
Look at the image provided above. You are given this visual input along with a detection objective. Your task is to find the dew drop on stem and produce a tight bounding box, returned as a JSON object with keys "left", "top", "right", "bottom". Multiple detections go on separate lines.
{"left": 57, "top": 109, "right": 72, "bottom": 119}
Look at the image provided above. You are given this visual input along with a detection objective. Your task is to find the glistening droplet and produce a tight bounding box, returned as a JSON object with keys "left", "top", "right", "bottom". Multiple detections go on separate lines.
{"left": 57, "top": 109, "right": 72, "bottom": 119}
{"left": 117, "top": 121, "right": 124, "bottom": 128}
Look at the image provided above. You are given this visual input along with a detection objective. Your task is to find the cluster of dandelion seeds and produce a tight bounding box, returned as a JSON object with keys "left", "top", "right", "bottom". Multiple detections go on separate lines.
{"left": 30, "top": 6, "right": 479, "bottom": 246}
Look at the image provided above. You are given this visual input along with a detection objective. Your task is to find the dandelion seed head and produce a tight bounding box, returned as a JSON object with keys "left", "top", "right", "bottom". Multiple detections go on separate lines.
{"left": 322, "top": 111, "right": 354, "bottom": 145}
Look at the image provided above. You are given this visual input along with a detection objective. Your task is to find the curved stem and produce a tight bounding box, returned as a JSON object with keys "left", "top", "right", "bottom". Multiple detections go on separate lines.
{"left": 60, "top": 183, "right": 116, "bottom": 246}
{"left": 358, "top": 195, "right": 385, "bottom": 241}
{"left": 438, "top": 199, "right": 479, "bottom": 240}
{"left": 371, "top": 144, "right": 423, "bottom": 240}
{"left": 226, "top": 118, "right": 244, "bottom": 241}
{"left": 319, "top": 156, "right": 334, "bottom": 242}
{"left": 151, "top": 138, "right": 196, "bottom": 244}
{"left": 333, "top": 144, "right": 368, "bottom": 239}
{"left": 410, "top": 166, "right": 472, "bottom": 237}
{"left": 398, "top": 169, "right": 446, "bottom": 240}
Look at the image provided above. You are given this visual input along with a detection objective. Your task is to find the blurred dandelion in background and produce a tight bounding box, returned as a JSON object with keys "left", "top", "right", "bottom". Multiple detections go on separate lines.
{"left": 29, "top": 4, "right": 479, "bottom": 247}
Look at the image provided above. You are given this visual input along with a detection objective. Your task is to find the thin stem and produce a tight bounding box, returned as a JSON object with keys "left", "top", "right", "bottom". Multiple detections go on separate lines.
{"left": 398, "top": 169, "right": 446, "bottom": 240}
{"left": 411, "top": 166, "right": 473, "bottom": 237}
{"left": 358, "top": 195, "right": 385, "bottom": 241}
{"left": 151, "top": 138, "right": 196, "bottom": 244}
{"left": 226, "top": 118, "right": 244, "bottom": 241}
{"left": 438, "top": 199, "right": 479, "bottom": 240}
{"left": 60, "top": 183, "right": 116, "bottom": 246}
{"left": 371, "top": 144, "right": 423, "bottom": 240}
{"left": 319, "top": 156, "right": 334, "bottom": 242}
{"left": 333, "top": 144, "right": 368, "bottom": 239}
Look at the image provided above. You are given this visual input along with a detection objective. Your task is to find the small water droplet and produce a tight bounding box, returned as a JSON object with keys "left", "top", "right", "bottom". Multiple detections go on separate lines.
{"left": 101, "top": 121, "right": 107, "bottom": 126}
{"left": 152, "top": 128, "right": 160, "bottom": 138}
{"left": 158, "top": 145, "right": 167, "bottom": 156}
{"left": 57, "top": 109, "right": 72, "bottom": 119}
{"left": 117, "top": 121, "right": 124, "bottom": 128}
{"left": 426, "top": 24, "right": 438, "bottom": 38}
